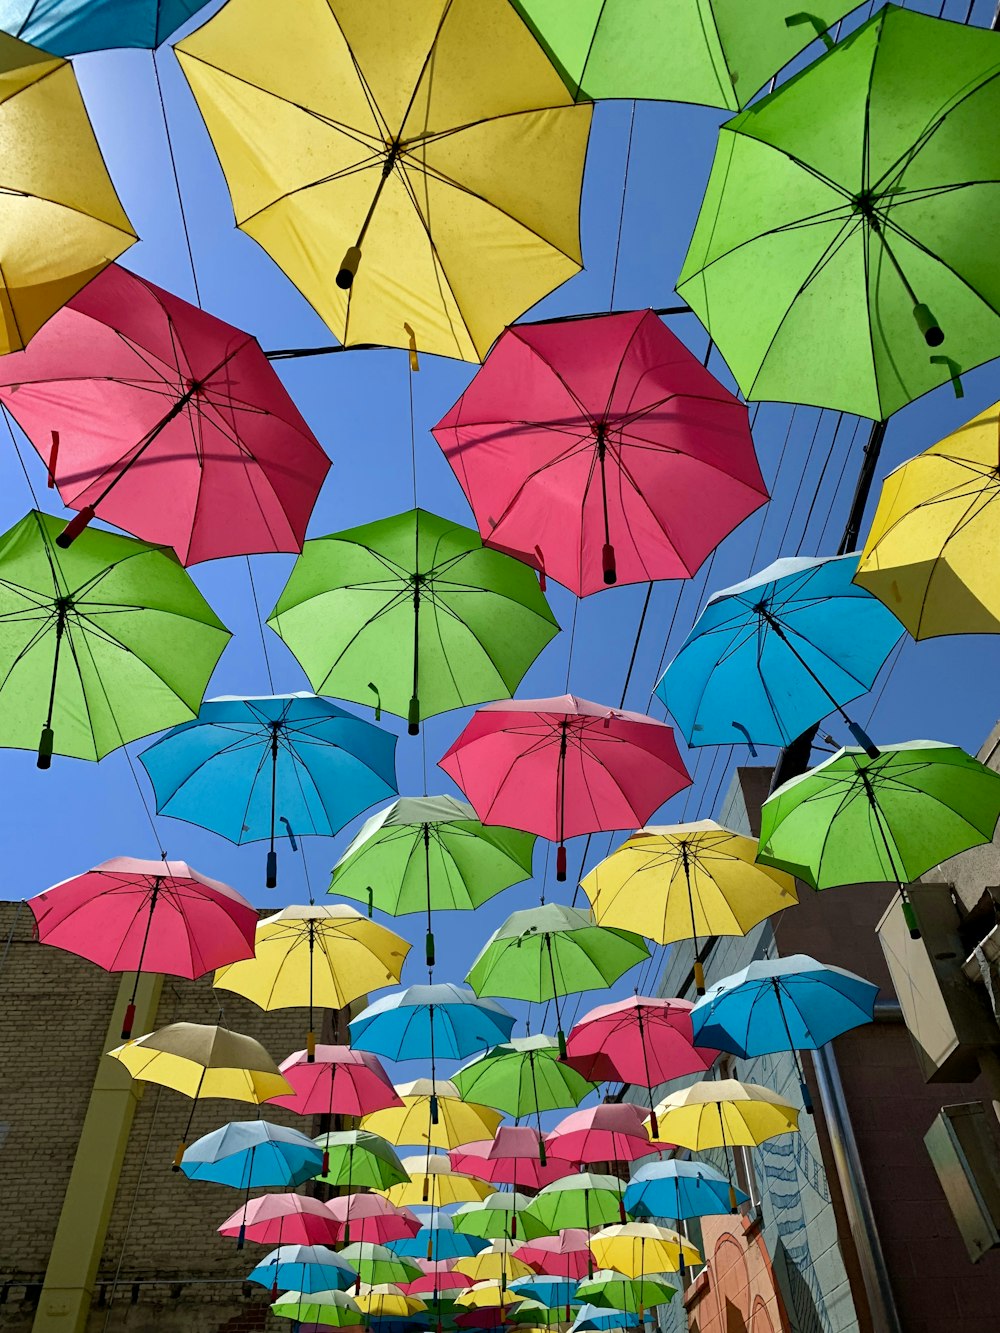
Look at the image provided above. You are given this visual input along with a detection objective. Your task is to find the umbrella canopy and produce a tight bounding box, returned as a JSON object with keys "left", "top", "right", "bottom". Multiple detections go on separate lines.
{"left": 453, "top": 1249, "right": 535, "bottom": 1286}
{"left": 272, "top": 1290, "right": 363, "bottom": 1327}
{"left": 362, "top": 1079, "right": 503, "bottom": 1151}
{"left": 652, "top": 1080, "right": 799, "bottom": 1162}
{"left": 581, "top": 821, "right": 797, "bottom": 993}
{"left": 449, "top": 1130, "right": 574, "bottom": 1191}
{"left": 389, "top": 1215, "right": 487, "bottom": 1262}
{"left": 432, "top": 310, "right": 767, "bottom": 596}
{"left": 573, "top": 1271, "right": 677, "bottom": 1314}
{"left": 509, "top": 0, "right": 856, "bottom": 108}
{"left": 570, "top": 1304, "right": 631, "bottom": 1332}
{"left": 327, "top": 1195, "right": 420, "bottom": 1247}
{"left": 355, "top": 1286, "right": 427, "bottom": 1321}
{"left": 385, "top": 1153, "right": 493, "bottom": 1208}
{"left": 403, "top": 1269, "right": 473, "bottom": 1298}
{"left": 311, "top": 1130, "right": 408, "bottom": 1192}
{"left": 656, "top": 554, "right": 903, "bottom": 751}
{"left": 439, "top": 696, "right": 691, "bottom": 881}
{"left": 452, "top": 1036, "right": 597, "bottom": 1120}
{"left": 248, "top": 1245, "right": 357, "bottom": 1297}
{"left": 855, "top": 399, "right": 1000, "bottom": 638}
{"left": 0, "top": 32, "right": 134, "bottom": 354}
{"left": 509, "top": 1301, "right": 572, "bottom": 1329}
{"left": 678, "top": 6, "right": 1000, "bottom": 419}
{"left": 139, "top": 693, "right": 397, "bottom": 888}
{"left": 268, "top": 509, "right": 559, "bottom": 737}
{"left": 220, "top": 1194, "right": 341, "bottom": 1247}
{"left": 0, "top": 509, "right": 229, "bottom": 767}
{"left": 28, "top": 856, "right": 256, "bottom": 1039}
{"left": 331, "top": 795, "right": 535, "bottom": 972}
{"left": 181, "top": 1120, "right": 322, "bottom": 1189}
{"left": 175, "top": 0, "right": 590, "bottom": 362}
{"left": 624, "top": 1160, "right": 748, "bottom": 1223}
{"left": 270, "top": 1047, "right": 403, "bottom": 1118}
{"left": 452, "top": 1194, "right": 546, "bottom": 1244}
{"left": 588, "top": 1224, "right": 701, "bottom": 1279}
{"left": 0, "top": 1, "right": 204, "bottom": 52}
{"left": 350, "top": 984, "right": 517, "bottom": 1068}
{"left": 509, "top": 1277, "right": 577, "bottom": 1318}
{"left": 513, "top": 1231, "right": 593, "bottom": 1281}
{"left": 523, "top": 1174, "right": 628, "bottom": 1236}
{"left": 545, "top": 1105, "right": 656, "bottom": 1167}
{"left": 455, "top": 1280, "right": 526, "bottom": 1310}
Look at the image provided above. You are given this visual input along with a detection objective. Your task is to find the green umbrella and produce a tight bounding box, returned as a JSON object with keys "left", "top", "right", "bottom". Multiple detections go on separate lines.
{"left": 758, "top": 741, "right": 1000, "bottom": 938}
{"left": 452, "top": 1192, "right": 547, "bottom": 1243}
{"left": 678, "top": 6, "right": 1000, "bottom": 419}
{"left": 338, "top": 1243, "right": 421, "bottom": 1288}
{"left": 575, "top": 1271, "right": 677, "bottom": 1313}
{"left": 452, "top": 1036, "right": 597, "bottom": 1120}
{"left": 268, "top": 508, "right": 559, "bottom": 735}
{"left": 511, "top": 0, "right": 855, "bottom": 109}
{"left": 330, "top": 795, "right": 535, "bottom": 970}
{"left": 465, "top": 905, "right": 649, "bottom": 1056}
{"left": 272, "top": 1290, "right": 362, "bottom": 1327}
{"left": 0, "top": 509, "right": 229, "bottom": 767}
{"left": 508, "top": 1299, "right": 570, "bottom": 1327}
{"left": 522, "top": 1173, "right": 627, "bottom": 1241}
{"left": 312, "top": 1130, "right": 409, "bottom": 1191}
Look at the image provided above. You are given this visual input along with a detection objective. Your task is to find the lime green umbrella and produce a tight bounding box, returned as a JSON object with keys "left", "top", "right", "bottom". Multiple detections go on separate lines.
{"left": 272, "top": 1290, "right": 362, "bottom": 1327}
{"left": 466, "top": 905, "right": 649, "bottom": 1055}
{"left": 507, "top": 1298, "right": 570, "bottom": 1327}
{"left": 452, "top": 1036, "right": 597, "bottom": 1120}
{"left": 0, "top": 509, "right": 229, "bottom": 767}
{"left": 268, "top": 508, "right": 559, "bottom": 735}
{"left": 453, "top": 1192, "right": 547, "bottom": 1243}
{"left": 522, "top": 1173, "right": 627, "bottom": 1238}
{"left": 758, "top": 742, "right": 1000, "bottom": 938}
{"left": 338, "top": 1243, "right": 421, "bottom": 1288}
{"left": 511, "top": 0, "right": 855, "bottom": 109}
{"left": 678, "top": 6, "right": 1000, "bottom": 419}
{"left": 575, "top": 1271, "right": 677, "bottom": 1313}
{"left": 313, "top": 1130, "right": 409, "bottom": 1191}
{"left": 330, "top": 795, "right": 535, "bottom": 970}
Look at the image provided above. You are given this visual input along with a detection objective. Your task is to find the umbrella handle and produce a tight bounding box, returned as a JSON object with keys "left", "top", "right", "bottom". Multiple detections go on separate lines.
{"left": 47, "top": 431, "right": 59, "bottom": 488}
{"left": 799, "top": 1079, "right": 814, "bottom": 1116}
{"left": 337, "top": 245, "right": 362, "bottom": 289}
{"left": 237, "top": 1223, "right": 246, "bottom": 1251}
{"left": 913, "top": 302, "right": 944, "bottom": 348}
{"left": 426, "top": 930, "right": 435, "bottom": 970}
{"left": 900, "top": 893, "right": 921, "bottom": 940}
{"left": 601, "top": 543, "right": 616, "bottom": 586}
{"left": 322, "top": 1148, "right": 330, "bottom": 1175}
{"left": 55, "top": 505, "right": 96, "bottom": 550}
{"left": 266, "top": 849, "right": 278, "bottom": 889}
{"left": 307, "top": 1030, "right": 316, "bottom": 1062}
{"left": 37, "top": 725, "right": 54, "bottom": 769}
{"left": 693, "top": 960, "right": 705, "bottom": 997}
{"left": 556, "top": 846, "right": 567, "bottom": 881}
{"left": 171, "top": 1140, "right": 186, "bottom": 1172}
{"left": 408, "top": 695, "right": 420, "bottom": 736}
{"left": 121, "top": 1002, "right": 136, "bottom": 1041}
{"left": 846, "top": 721, "right": 880, "bottom": 761}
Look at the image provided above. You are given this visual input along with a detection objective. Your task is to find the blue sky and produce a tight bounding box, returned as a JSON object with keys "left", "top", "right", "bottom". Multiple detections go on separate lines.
{"left": 3, "top": 0, "right": 1000, "bottom": 1104}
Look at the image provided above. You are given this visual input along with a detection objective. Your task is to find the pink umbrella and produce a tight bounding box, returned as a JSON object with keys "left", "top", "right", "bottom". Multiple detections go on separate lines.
{"left": 268, "top": 1045, "right": 404, "bottom": 1117}
{"left": 439, "top": 696, "right": 690, "bottom": 879}
{"left": 449, "top": 1129, "right": 574, "bottom": 1190}
{"left": 403, "top": 1270, "right": 472, "bottom": 1297}
{"left": 514, "top": 1229, "right": 593, "bottom": 1280}
{"left": 563, "top": 997, "right": 719, "bottom": 1139}
{"left": 218, "top": 1194, "right": 339, "bottom": 1247}
{"left": 326, "top": 1193, "right": 419, "bottom": 1245}
{"left": 545, "top": 1104, "right": 662, "bottom": 1166}
{"left": 432, "top": 309, "right": 767, "bottom": 596}
{"left": 28, "top": 856, "right": 257, "bottom": 1039}
{"left": 0, "top": 263, "right": 330, "bottom": 564}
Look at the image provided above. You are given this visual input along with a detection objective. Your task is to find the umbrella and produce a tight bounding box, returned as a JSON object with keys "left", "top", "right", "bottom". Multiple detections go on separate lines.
{"left": 455, "top": 1280, "right": 525, "bottom": 1316}
{"left": 267, "top": 509, "right": 559, "bottom": 737}
{"left": 453, "top": 1246, "right": 535, "bottom": 1286}
{"left": 327, "top": 1195, "right": 420, "bottom": 1247}
{"left": 272, "top": 1290, "right": 363, "bottom": 1327}
{"left": 384, "top": 1153, "right": 493, "bottom": 1208}
{"left": 311, "top": 1130, "right": 408, "bottom": 1191}
{"left": 270, "top": 1047, "right": 403, "bottom": 1118}
{"left": 508, "top": 1300, "right": 572, "bottom": 1329}
{"left": 389, "top": 1215, "right": 486, "bottom": 1263}
{"left": 570, "top": 1304, "right": 631, "bottom": 1333}
{"left": 509, "top": 0, "right": 856, "bottom": 108}
{"left": 758, "top": 741, "right": 1000, "bottom": 938}
{"left": 581, "top": 821, "right": 797, "bottom": 993}
{"left": 449, "top": 1129, "right": 574, "bottom": 1191}
{"left": 175, "top": 0, "right": 591, "bottom": 362}
{"left": 588, "top": 1224, "right": 700, "bottom": 1280}
{"left": 330, "top": 795, "right": 535, "bottom": 970}
{"left": 452, "top": 1194, "right": 545, "bottom": 1244}
{"left": 181, "top": 1120, "right": 322, "bottom": 1188}
{"left": 452, "top": 1036, "right": 597, "bottom": 1121}
{"left": 0, "top": 31, "right": 134, "bottom": 355}
{"left": 855, "top": 398, "right": 1000, "bottom": 638}
{"left": 432, "top": 309, "right": 767, "bottom": 595}
{"left": 139, "top": 693, "right": 397, "bottom": 888}
{"left": 403, "top": 1269, "right": 472, "bottom": 1298}
{"left": 248, "top": 1245, "right": 357, "bottom": 1298}
{"left": 0, "top": 509, "right": 229, "bottom": 768}
{"left": 691, "top": 954, "right": 879, "bottom": 1112}
{"left": 563, "top": 996, "right": 718, "bottom": 1140}
{"left": 214, "top": 904, "right": 409, "bottom": 1056}
{"left": 107, "top": 1022, "right": 291, "bottom": 1168}
{"left": 0, "top": 1, "right": 205, "bottom": 53}
{"left": 355, "top": 1285, "right": 427, "bottom": 1322}
{"left": 220, "top": 1194, "right": 341, "bottom": 1248}
{"left": 573, "top": 1272, "right": 676, "bottom": 1315}
{"left": 28, "top": 856, "right": 256, "bottom": 1039}
{"left": 439, "top": 696, "right": 691, "bottom": 881}
{"left": 545, "top": 1105, "right": 655, "bottom": 1168}
{"left": 0, "top": 265, "right": 329, "bottom": 563}
{"left": 513, "top": 1232, "right": 593, "bottom": 1282}
{"left": 623, "top": 1161, "right": 748, "bottom": 1224}
{"left": 361, "top": 1079, "right": 503, "bottom": 1151}
{"left": 341, "top": 1246, "right": 425, "bottom": 1290}
{"left": 522, "top": 1174, "right": 628, "bottom": 1241}
{"left": 655, "top": 554, "right": 902, "bottom": 752}
{"left": 509, "top": 1277, "right": 577, "bottom": 1320}
{"left": 678, "top": 5, "right": 1000, "bottom": 419}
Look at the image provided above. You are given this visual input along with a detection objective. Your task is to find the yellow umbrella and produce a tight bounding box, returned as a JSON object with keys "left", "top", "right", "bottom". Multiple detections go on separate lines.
{"left": 453, "top": 1242, "right": 534, "bottom": 1285}
{"left": 175, "top": 0, "right": 591, "bottom": 363}
{"left": 107, "top": 1021, "right": 292, "bottom": 1167}
{"left": 589, "top": 1224, "right": 701, "bottom": 1281}
{"left": 581, "top": 822, "right": 797, "bottom": 993}
{"left": 455, "top": 1281, "right": 526, "bottom": 1310}
{"left": 383, "top": 1152, "right": 492, "bottom": 1207}
{"left": 361, "top": 1078, "right": 503, "bottom": 1150}
{"left": 0, "top": 31, "right": 135, "bottom": 355}
{"left": 856, "top": 399, "right": 1000, "bottom": 638}
{"left": 214, "top": 904, "right": 410, "bottom": 1055}
{"left": 355, "top": 1286, "right": 426, "bottom": 1319}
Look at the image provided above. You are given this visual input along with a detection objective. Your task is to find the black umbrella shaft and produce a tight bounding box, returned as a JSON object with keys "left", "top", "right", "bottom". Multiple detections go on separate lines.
{"left": 557, "top": 723, "right": 569, "bottom": 846}
{"left": 859, "top": 769, "right": 903, "bottom": 882}
{"left": 596, "top": 426, "right": 611, "bottom": 547}
{"left": 760, "top": 611, "right": 853, "bottom": 723}
{"left": 681, "top": 845, "right": 697, "bottom": 954}
{"left": 130, "top": 876, "right": 162, "bottom": 1004}
{"left": 772, "top": 977, "right": 804, "bottom": 1081}
{"left": 308, "top": 920, "right": 315, "bottom": 1034}
{"left": 45, "top": 604, "right": 68, "bottom": 729}
{"left": 269, "top": 725, "right": 280, "bottom": 852}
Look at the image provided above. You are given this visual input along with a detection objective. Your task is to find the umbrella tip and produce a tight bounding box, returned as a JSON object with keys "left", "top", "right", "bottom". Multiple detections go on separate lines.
{"left": 337, "top": 246, "right": 362, "bottom": 289}
{"left": 266, "top": 850, "right": 278, "bottom": 889}
{"left": 55, "top": 505, "right": 95, "bottom": 549}
{"left": 36, "top": 725, "right": 54, "bottom": 769}
{"left": 601, "top": 543, "right": 616, "bottom": 585}
{"left": 913, "top": 302, "right": 944, "bottom": 348}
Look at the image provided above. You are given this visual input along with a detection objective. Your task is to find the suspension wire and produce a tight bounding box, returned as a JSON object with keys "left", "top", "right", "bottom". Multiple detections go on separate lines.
{"left": 151, "top": 49, "right": 202, "bottom": 308}
{"left": 246, "top": 558, "right": 276, "bottom": 693}
{"left": 793, "top": 412, "right": 845, "bottom": 554}
{"left": 609, "top": 101, "right": 637, "bottom": 311}
{"left": 101, "top": 1086, "right": 164, "bottom": 1330}
{"left": 0, "top": 898, "right": 24, "bottom": 983}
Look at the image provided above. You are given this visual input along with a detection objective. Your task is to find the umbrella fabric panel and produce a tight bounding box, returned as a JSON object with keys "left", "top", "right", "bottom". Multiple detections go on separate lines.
{"left": 0, "top": 0, "right": 205, "bottom": 51}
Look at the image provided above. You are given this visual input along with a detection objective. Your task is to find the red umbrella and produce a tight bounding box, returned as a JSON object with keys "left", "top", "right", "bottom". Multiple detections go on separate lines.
{"left": 439, "top": 696, "right": 690, "bottom": 879}
{"left": 513, "top": 1229, "right": 593, "bottom": 1280}
{"left": 326, "top": 1193, "right": 419, "bottom": 1245}
{"left": 432, "top": 309, "right": 767, "bottom": 596}
{"left": 0, "top": 264, "right": 330, "bottom": 564}
{"left": 403, "top": 1269, "right": 472, "bottom": 1297}
{"left": 218, "top": 1193, "right": 339, "bottom": 1247}
{"left": 28, "top": 856, "right": 257, "bottom": 1039}
{"left": 544, "top": 1104, "right": 662, "bottom": 1166}
{"left": 268, "top": 1045, "right": 404, "bottom": 1117}
{"left": 449, "top": 1128, "right": 574, "bottom": 1190}
{"left": 563, "top": 997, "right": 719, "bottom": 1139}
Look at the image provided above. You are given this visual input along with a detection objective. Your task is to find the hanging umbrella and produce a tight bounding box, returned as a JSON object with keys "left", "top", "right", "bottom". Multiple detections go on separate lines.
{"left": 107, "top": 1022, "right": 291, "bottom": 1169}
{"left": 570, "top": 1305, "right": 632, "bottom": 1333}
{"left": 330, "top": 795, "right": 536, "bottom": 971}
{"left": 432, "top": 309, "right": 767, "bottom": 595}
{"left": 28, "top": 856, "right": 256, "bottom": 1039}
{"left": 384, "top": 1153, "right": 493, "bottom": 1208}
{"left": 509, "top": 0, "right": 856, "bottom": 108}
{"left": 588, "top": 1224, "right": 700, "bottom": 1280}
{"left": 403, "top": 1269, "right": 473, "bottom": 1298}
{"left": 440, "top": 696, "right": 691, "bottom": 881}
{"left": 513, "top": 1231, "right": 593, "bottom": 1282}
{"left": 573, "top": 1271, "right": 676, "bottom": 1315}
{"left": 855, "top": 398, "right": 1000, "bottom": 638}
{"left": 0, "top": 510, "right": 229, "bottom": 768}
{"left": 678, "top": 6, "right": 1000, "bottom": 419}
{"left": 311, "top": 1130, "right": 408, "bottom": 1192}
{"left": 453, "top": 1246, "right": 535, "bottom": 1286}
{"left": 327, "top": 1195, "right": 420, "bottom": 1247}
{"left": 270, "top": 1047, "right": 403, "bottom": 1118}
{"left": 0, "top": 31, "right": 134, "bottom": 354}
{"left": 449, "top": 1129, "right": 573, "bottom": 1191}
{"left": 0, "top": 1, "right": 206, "bottom": 53}
{"left": 272, "top": 1290, "right": 363, "bottom": 1328}
{"left": 522, "top": 1174, "right": 628, "bottom": 1240}
{"left": 758, "top": 741, "right": 1000, "bottom": 938}
{"left": 624, "top": 1161, "right": 748, "bottom": 1223}
{"left": 452, "top": 1194, "right": 546, "bottom": 1244}
{"left": 268, "top": 510, "right": 559, "bottom": 737}
{"left": 389, "top": 1215, "right": 487, "bottom": 1263}
{"left": 362, "top": 1079, "right": 504, "bottom": 1151}
{"left": 545, "top": 1105, "right": 656, "bottom": 1168}
{"left": 355, "top": 1285, "right": 427, "bottom": 1322}
{"left": 691, "top": 954, "right": 879, "bottom": 1113}
{"left": 509, "top": 1305, "right": 573, "bottom": 1331}
{"left": 220, "top": 1194, "right": 341, "bottom": 1248}
{"left": 214, "top": 905, "right": 409, "bottom": 1058}
{"left": 139, "top": 693, "right": 397, "bottom": 888}
{"left": 509, "top": 1277, "right": 577, "bottom": 1322}
{"left": 655, "top": 554, "right": 902, "bottom": 751}
{"left": 248, "top": 1245, "right": 357, "bottom": 1297}
{"left": 181, "top": 1120, "right": 322, "bottom": 1189}
{"left": 452, "top": 1036, "right": 597, "bottom": 1122}
{"left": 581, "top": 822, "right": 797, "bottom": 994}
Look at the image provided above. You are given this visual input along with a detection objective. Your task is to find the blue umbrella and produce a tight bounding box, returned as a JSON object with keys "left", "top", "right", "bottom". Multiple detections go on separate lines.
{"left": 0, "top": 0, "right": 204, "bottom": 53}
{"left": 140, "top": 693, "right": 397, "bottom": 888}
{"left": 180, "top": 1120, "right": 323, "bottom": 1189}
{"left": 388, "top": 1215, "right": 486, "bottom": 1262}
{"left": 248, "top": 1245, "right": 357, "bottom": 1297}
{"left": 690, "top": 954, "right": 880, "bottom": 1113}
{"left": 570, "top": 1304, "right": 633, "bottom": 1332}
{"left": 509, "top": 1277, "right": 579, "bottom": 1317}
{"left": 624, "top": 1160, "right": 748, "bottom": 1222}
{"left": 655, "top": 554, "right": 902, "bottom": 751}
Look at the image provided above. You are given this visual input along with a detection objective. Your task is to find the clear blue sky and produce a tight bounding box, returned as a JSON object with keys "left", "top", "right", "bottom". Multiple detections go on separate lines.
{"left": 3, "top": 0, "right": 999, "bottom": 1104}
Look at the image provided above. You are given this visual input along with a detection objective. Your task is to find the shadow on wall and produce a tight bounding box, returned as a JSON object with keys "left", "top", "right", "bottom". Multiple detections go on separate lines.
{"left": 772, "top": 1238, "right": 825, "bottom": 1333}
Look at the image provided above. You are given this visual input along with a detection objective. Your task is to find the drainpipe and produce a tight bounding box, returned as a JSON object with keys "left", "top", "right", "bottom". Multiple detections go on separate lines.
{"left": 810, "top": 999, "right": 904, "bottom": 1333}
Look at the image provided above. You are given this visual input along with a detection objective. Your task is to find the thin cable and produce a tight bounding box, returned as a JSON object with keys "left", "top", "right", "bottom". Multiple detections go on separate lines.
{"left": 817, "top": 416, "right": 864, "bottom": 550}
{"left": 3, "top": 405, "right": 41, "bottom": 507}
{"left": 609, "top": 101, "right": 636, "bottom": 311}
{"left": 618, "top": 584, "right": 653, "bottom": 710}
{"left": 794, "top": 412, "right": 845, "bottom": 554}
{"left": 151, "top": 50, "right": 202, "bottom": 306}
{"left": 562, "top": 598, "right": 580, "bottom": 692}
{"left": 101, "top": 1085, "right": 164, "bottom": 1331}
{"left": 0, "top": 899, "right": 24, "bottom": 981}
{"left": 246, "top": 558, "right": 276, "bottom": 693}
